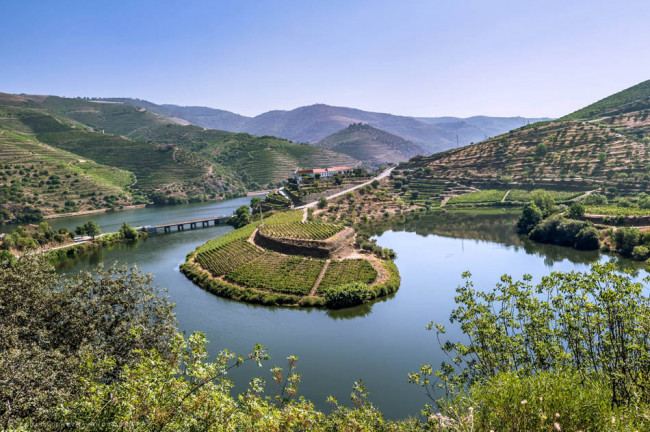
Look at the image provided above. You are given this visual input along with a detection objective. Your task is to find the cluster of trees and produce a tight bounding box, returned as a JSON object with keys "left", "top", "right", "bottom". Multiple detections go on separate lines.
{"left": 611, "top": 226, "right": 650, "bottom": 261}
{"left": 1, "top": 222, "right": 74, "bottom": 252}
{"left": 516, "top": 190, "right": 600, "bottom": 250}
{"left": 74, "top": 220, "right": 101, "bottom": 239}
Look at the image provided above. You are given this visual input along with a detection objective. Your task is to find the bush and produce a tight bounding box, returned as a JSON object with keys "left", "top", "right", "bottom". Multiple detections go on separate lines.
{"left": 529, "top": 216, "right": 587, "bottom": 247}
{"left": 119, "top": 222, "right": 139, "bottom": 240}
{"left": 460, "top": 370, "right": 615, "bottom": 432}
{"left": 516, "top": 203, "right": 542, "bottom": 234}
{"left": 614, "top": 227, "right": 641, "bottom": 256}
{"left": 575, "top": 226, "right": 600, "bottom": 250}
{"left": 530, "top": 189, "right": 556, "bottom": 217}
{"left": 584, "top": 193, "right": 608, "bottom": 206}
{"left": 567, "top": 202, "right": 585, "bottom": 220}
{"left": 324, "top": 282, "right": 371, "bottom": 309}
{"left": 632, "top": 245, "right": 650, "bottom": 260}
{"left": 317, "top": 197, "right": 327, "bottom": 209}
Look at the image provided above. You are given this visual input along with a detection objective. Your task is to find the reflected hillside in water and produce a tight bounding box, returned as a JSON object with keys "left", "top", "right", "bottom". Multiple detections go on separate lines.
{"left": 369, "top": 210, "right": 644, "bottom": 269}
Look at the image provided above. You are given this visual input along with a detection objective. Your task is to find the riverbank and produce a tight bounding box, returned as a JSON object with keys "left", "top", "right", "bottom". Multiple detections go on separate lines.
{"left": 42, "top": 204, "right": 148, "bottom": 221}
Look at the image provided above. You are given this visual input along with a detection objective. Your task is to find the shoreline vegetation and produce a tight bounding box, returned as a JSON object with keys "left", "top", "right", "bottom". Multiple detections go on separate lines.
{"left": 0, "top": 220, "right": 146, "bottom": 265}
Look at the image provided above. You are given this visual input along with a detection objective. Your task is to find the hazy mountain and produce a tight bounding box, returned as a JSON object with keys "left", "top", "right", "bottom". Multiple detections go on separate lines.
{"left": 316, "top": 123, "right": 426, "bottom": 169}
{"left": 106, "top": 99, "right": 549, "bottom": 154}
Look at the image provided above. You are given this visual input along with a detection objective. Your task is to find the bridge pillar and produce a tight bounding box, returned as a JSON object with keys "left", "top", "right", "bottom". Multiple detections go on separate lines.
{"left": 202, "top": 221, "right": 208, "bottom": 227}
{"left": 190, "top": 222, "right": 196, "bottom": 229}
{"left": 164, "top": 226, "right": 170, "bottom": 233}
{"left": 214, "top": 219, "right": 219, "bottom": 225}
{"left": 178, "top": 224, "right": 183, "bottom": 231}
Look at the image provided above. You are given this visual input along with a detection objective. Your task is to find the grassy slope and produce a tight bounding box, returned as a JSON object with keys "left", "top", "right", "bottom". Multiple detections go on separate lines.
{"left": 401, "top": 79, "right": 650, "bottom": 195}
{"left": 561, "top": 79, "right": 650, "bottom": 121}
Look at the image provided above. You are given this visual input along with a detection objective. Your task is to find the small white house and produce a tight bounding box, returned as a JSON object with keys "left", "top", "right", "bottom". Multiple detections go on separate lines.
{"left": 291, "top": 166, "right": 354, "bottom": 183}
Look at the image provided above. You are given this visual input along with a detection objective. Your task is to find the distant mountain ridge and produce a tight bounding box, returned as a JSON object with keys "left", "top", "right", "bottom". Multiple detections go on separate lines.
{"left": 107, "top": 98, "right": 550, "bottom": 154}
{"left": 316, "top": 123, "right": 425, "bottom": 168}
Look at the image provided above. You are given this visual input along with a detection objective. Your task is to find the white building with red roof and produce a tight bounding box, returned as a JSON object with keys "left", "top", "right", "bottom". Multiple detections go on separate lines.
{"left": 291, "top": 166, "right": 354, "bottom": 183}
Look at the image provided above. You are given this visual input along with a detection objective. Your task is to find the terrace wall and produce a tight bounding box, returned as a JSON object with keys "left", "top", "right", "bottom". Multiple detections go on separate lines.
{"left": 254, "top": 227, "right": 354, "bottom": 258}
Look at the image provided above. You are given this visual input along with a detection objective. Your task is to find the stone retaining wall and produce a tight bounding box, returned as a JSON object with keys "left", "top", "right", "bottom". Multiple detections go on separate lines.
{"left": 254, "top": 227, "right": 354, "bottom": 258}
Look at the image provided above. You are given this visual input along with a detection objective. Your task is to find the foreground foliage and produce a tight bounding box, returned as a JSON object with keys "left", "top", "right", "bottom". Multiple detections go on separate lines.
{"left": 0, "top": 256, "right": 176, "bottom": 428}
{"left": 410, "top": 263, "right": 650, "bottom": 430}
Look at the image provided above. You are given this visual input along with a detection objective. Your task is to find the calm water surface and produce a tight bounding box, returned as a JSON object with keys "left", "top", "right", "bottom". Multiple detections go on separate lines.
{"left": 52, "top": 201, "right": 643, "bottom": 419}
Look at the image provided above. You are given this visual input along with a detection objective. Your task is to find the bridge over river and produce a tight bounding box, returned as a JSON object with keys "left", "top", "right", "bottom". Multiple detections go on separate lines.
{"left": 141, "top": 215, "right": 231, "bottom": 234}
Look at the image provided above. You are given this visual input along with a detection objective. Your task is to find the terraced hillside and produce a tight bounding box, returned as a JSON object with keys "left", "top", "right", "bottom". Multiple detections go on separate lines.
{"left": 0, "top": 113, "right": 134, "bottom": 222}
{"left": 0, "top": 93, "right": 361, "bottom": 220}
{"left": 316, "top": 123, "right": 425, "bottom": 168}
{"left": 181, "top": 210, "right": 399, "bottom": 308}
{"left": 402, "top": 79, "right": 650, "bottom": 196}
{"left": 140, "top": 123, "right": 358, "bottom": 189}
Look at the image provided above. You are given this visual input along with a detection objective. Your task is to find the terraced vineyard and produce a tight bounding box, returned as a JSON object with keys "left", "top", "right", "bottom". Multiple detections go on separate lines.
{"left": 0, "top": 92, "right": 363, "bottom": 219}
{"left": 0, "top": 123, "right": 134, "bottom": 220}
{"left": 400, "top": 79, "right": 650, "bottom": 197}
{"left": 182, "top": 209, "right": 398, "bottom": 308}
{"left": 196, "top": 240, "right": 264, "bottom": 276}
{"left": 260, "top": 221, "right": 343, "bottom": 240}
{"left": 317, "top": 259, "right": 377, "bottom": 293}
{"left": 227, "top": 254, "right": 325, "bottom": 295}
{"left": 447, "top": 190, "right": 506, "bottom": 205}
{"left": 505, "top": 189, "right": 584, "bottom": 203}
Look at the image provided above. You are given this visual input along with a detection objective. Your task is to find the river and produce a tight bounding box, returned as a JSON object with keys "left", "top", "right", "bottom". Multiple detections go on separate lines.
{"left": 48, "top": 198, "right": 643, "bottom": 419}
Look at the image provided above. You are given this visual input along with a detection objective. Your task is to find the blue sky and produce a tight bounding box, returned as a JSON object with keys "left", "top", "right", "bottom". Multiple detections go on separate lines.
{"left": 1, "top": 0, "right": 649, "bottom": 117}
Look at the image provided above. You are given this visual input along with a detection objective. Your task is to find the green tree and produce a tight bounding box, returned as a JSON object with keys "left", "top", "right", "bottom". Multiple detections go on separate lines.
{"left": 249, "top": 196, "right": 262, "bottom": 212}
{"left": 530, "top": 189, "right": 556, "bottom": 217}
{"left": 574, "top": 226, "right": 600, "bottom": 250}
{"left": 324, "top": 282, "right": 371, "bottom": 309}
{"left": 83, "top": 221, "right": 101, "bottom": 239}
{"left": 230, "top": 205, "right": 251, "bottom": 228}
{"left": 0, "top": 256, "right": 175, "bottom": 426}
{"left": 567, "top": 202, "right": 585, "bottom": 219}
{"left": 516, "top": 203, "right": 543, "bottom": 234}
{"left": 614, "top": 227, "right": 641, "bottom": 256}
{"left": 317, "top": 197, "right": 328, "bottom": 209}
{"left": 412, "top": 263, "right": 650, "bottom": 414}
{"left": 584, "top": 193, "right": 608, "bottom": 206}
{"left": 119, "top": 222, "right": 139, "bottom": 240}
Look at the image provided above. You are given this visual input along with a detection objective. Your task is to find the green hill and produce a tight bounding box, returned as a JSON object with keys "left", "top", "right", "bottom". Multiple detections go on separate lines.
{"left": 561, "top": 79, "right": 650, "bottom": 121}
{"left": 316, "top": 123, "right": 425, "bottom": 169}
{"left": 0, "top": 93, "right": 359, "bottom": 221}
{"left": 400, "top": 79, "right": 650, "bottom": 196}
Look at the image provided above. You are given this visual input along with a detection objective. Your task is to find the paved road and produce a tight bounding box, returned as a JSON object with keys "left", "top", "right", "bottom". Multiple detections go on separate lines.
{"left": 296, "top": 167, "right": 394, "bottom": 209}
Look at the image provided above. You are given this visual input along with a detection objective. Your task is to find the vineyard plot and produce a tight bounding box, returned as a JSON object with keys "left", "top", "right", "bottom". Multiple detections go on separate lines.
{"left": 196, "top": 240, "right": 264, "bottom": 276}
{"left": 261, "top": 222, "right": 343, "bottom": 240}
{"left": 226, "top": 254, "right": 325, "bottom": 296}
{"left": 317, "top": 259, "right": 377, "bottom": 293}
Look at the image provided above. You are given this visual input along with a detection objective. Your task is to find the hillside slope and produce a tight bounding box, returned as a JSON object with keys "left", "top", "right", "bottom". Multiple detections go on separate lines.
{"left": 401, "top": 79, "right": 650, "bottom": 195}
{"left": 561, "top": 79, "right": 650, "bottom": 121}
{"left": 0, "top": 93, "right": 359, "bottom": 220}
{"left": 316, "top": 123, "right": 425, "bottom": 168}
